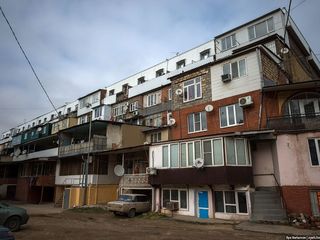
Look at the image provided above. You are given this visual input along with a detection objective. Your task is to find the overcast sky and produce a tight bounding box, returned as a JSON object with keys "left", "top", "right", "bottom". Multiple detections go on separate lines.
{"left": 0, "top": 0, "right": 319, "bottom": 133}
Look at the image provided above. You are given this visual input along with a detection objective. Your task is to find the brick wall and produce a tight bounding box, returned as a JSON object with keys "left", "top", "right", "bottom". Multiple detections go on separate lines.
{"left": 281, "top": 186, "right": 314, "bottom": 215}
{"left": 171, "top": 67, "right": 211, "bottom": 111}
{"left": 170, "top": 90, "right": 263, "bottom": 140}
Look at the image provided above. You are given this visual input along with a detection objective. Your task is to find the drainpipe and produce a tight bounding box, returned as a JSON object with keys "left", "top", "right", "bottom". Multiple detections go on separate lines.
{"left": 257, "top": 48, "right": 264, "bottom": 130}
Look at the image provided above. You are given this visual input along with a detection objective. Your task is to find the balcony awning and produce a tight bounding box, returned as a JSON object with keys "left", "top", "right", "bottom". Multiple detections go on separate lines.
{"left": 59, "top": 120, "right": 109, "bottom": 137}
{"left": 97, "top": 144, "right": 150, "bottom": 155}
{"left": 262, "top": 80, "right": 320, "bottom": 92}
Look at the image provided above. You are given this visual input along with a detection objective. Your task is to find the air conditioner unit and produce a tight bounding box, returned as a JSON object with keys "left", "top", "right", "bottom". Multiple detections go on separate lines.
{"left": 239, "top": 96, "right": 253, "bottom": 107}
{"left": 166, "top": 201, "right": 179, "bottom": 211}
{"left": 146, "top": 167, "right": 157, "bottom": 175}
{"left": 221, "top": 74, "right": 232, "bottom": 82}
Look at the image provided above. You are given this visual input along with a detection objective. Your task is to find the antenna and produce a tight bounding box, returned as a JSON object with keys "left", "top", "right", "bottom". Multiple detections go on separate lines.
{"left": 114, "top": 165, "right": 125, "bottom": 177}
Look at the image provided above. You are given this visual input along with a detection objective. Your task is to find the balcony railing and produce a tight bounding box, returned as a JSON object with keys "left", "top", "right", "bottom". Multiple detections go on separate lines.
{"left": 120, "top": 174, "right": 150, "bottom": 188}
{"left": 59, "top": 136, "right": 107, "bottom": 157}
{"left": 267, "top": 114, "right": 320, "bottom": 131}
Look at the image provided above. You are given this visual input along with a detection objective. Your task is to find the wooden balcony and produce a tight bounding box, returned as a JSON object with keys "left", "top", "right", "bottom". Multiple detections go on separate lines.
{"left": 59, "top": 136, "right": 107, "bottom": 157}
{"left": 267, "top": 114, "right": 320, "bottom": 132}
{"left": 149, "top": 166, "right": 253, "bottom": 185}
{"left": 120, "top": 174, "right": 150, "bottom": 188}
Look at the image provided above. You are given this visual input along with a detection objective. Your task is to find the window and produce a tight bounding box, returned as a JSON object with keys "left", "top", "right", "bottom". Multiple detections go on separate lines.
{"left": 168, "top": 88, "right": 172, "bottom": 101}
{"left": 220, "top": 103, "right": 244, "bottom": 127}
{"left": 248, "top": 17, "right": 274, "bottom": 40}
{"left": 308, "top": 139, "right": 320, "bottom": 166}
{"left": 109, "top": 89, "right": 115, "bottom": 96}
{"left": 67, "top": 107, "right": 71, "bottom": 114}
{"left": 24, "top": 133, "right": 28, "bottom": 140}
{"left": 28, "top": 124, "right": 30, "bottom": 129}
{"left": 215, "top": 191, "right": 248, "bottom": 214}
{"left": 156, "top": 68, "right": 165, "bottom": 77}
{"left": 202, "top": 139, "right": 224, "bottom": 166}
{"left": 162, "top": 189, "right": 188, "bottom": 209}
{"left": 145, "top": 113, "right": 162, "bottom": 127}
{"left": 22, "top": 127, "right": 25, "bottom": 131}
{"left": 32, "top": 122, "right": 35, "bottom": 127}
{"left": 221, "top": 34, "right": 236, "bottom": 51}
{"left": 162, "top": 144, "right": 179, "bottom": 168}
{"left": 137, "top": 76, "right": 145, "bottom": 85}
{"left": 200, "top": 49, "right": 210, "bottom": 60}
{"left": 188, "top": 112, "right": 207, "bottom": 133}
{"left": 183, "top": 77, "right": 202, "bottom": 102}
{"left": 94, "top": 107, "right": 103, "bottom": 118}
{"left": 38, "top": 120, "right": 41, "bottom": 124}
{"left": 92, "top": 92, "right": 99, "bottom": 103}
{"left": 222, "top": 59, "right": 246, "bottom": 79}
{"left": 310, "top": 191, "right": 320, "bottom": 216}
{"left": 51, "top": 114, "right": 54, "bottom": 120}
{"left": 79, "top": 115, "right": 87, "bottom": 124}
{"left": 151, "top": 132, "right": 161, "bottom": 143}
{"left": 176, "top": 59, "right": 186, "bottom": 69}
{"left": 113, "top": 103, "right": 127, "bottom": 117}
{"left": 225, "top": 138, "right": 250, "bottom": 166}
{"left": 129, "top": 101, "right": 138, "bottom": 112}
{"left": 146, "top": 92, "right": 161, "bottom": 107}
{"left": 283, "top": 92, "right": 320, "bottom": 117}
{"left": 43, "top": 118, "right": 47, "bottom": 122}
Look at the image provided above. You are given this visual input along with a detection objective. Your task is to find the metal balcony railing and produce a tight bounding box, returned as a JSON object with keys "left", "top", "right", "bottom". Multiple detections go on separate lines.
{"left": 267, "top": 114, "right": 320, "bottom": 131}
{"left": 59, "top": 136, "right": 107, "bottom": 157}
{"left": 120, "top": 174, "right": 150, "bottom": 187}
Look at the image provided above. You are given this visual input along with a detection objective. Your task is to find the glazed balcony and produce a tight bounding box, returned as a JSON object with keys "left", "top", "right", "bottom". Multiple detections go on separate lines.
{"left": 59, "top": 136, "right": 107, "bottom": 157}
{"left": 267, "top": 114, "right": 320, "bottom": 132}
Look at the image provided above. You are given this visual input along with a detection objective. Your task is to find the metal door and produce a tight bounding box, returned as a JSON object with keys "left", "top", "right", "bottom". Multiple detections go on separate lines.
{"left": 63, "top": 188, "right": 70, "bottom": 209}
{"left": 198, "top": 191, "right": 209, "bottom": 219}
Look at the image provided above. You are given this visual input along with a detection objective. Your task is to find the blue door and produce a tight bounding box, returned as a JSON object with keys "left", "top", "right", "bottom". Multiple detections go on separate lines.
{"left": 198, "top": 191, "right": 209, "bottom": 219}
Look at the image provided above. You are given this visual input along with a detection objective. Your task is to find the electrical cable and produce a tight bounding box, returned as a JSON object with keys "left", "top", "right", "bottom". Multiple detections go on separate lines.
{"left": 0, "top": 5, "right": 59, "bottom": 115}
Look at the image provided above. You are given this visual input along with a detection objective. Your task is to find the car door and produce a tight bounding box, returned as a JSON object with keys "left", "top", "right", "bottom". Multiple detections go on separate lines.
{"left": 0, "top": 204, "right": 9, "bottom": 225}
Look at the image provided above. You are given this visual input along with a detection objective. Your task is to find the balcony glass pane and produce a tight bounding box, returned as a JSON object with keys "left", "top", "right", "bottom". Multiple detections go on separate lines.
{"left": 188, "top": 143, "right": 194, "bottom": 166}
{"left": 215, "top": 191, "right": 224, "bottom": 212}
{"left": 163, "top": 190, "right": 170, "bottom": 207}
{"left": 203, "top": 140, "right": 212, "bottom": 166}
{"left": 239, "top": 59, "right": 246, "bottom": 76}
{"left": 171, "top": 190, "right": 178, "bottom": 201}
{"left": 162, "top": 146, "right": 169, "bottom": 167}
{"left": 231, "top": 62, "right": 239, "bottom": 78}
{"left": 213, "top": 139, "right": 223, "bottom": 165}
{"left": 228, "top": 106, "right": 235, "bottom": 125}
{"left": 248, "top": 26, "right": 255, "bottom": 40}
{"left": 170, "top": 144, "right": 179, "bottom": 168}
{"left": 194, "top": 141, "right": 201, "bottom": 159}
{"left": 226, "top": 138, "right": 236, "bottom": 165}
{"left": 180, "top": 143, "right": 187, "bottom": 167}
{"left": 308, "top": 139, "right": 319, "bottom": 166}
{"left": 225, "top": 191, "right": 236, "bottom": 204}
{"left": 255, "top": 21, "right": 267, "bottom": 38}
{"left": 236, "top": 139, "right": 247, "bottom": 165}
{"left": 220, "top": 106, "right": 227, "bottom": 127}
{"left": 235, "top": 104, "right": 244, "bottom": 124}
{"left": 267, "top": 17, "right": 274, "bottom": 32}
{"left": 237, "top": 192, "right": 248, "bottom": 213}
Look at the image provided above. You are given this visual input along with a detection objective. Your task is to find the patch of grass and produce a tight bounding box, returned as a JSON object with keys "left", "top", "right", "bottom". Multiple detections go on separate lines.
{"left": 136, "top": 212, "right": 168, "bottom": 220}
{"left": 67, "top": 207, "right": 109, "bottom": 214}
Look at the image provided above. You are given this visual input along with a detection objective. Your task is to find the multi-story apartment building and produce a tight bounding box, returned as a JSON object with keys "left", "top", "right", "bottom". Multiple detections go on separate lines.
{"left": 0, "top": 8, "right": 319, "bottom": 221}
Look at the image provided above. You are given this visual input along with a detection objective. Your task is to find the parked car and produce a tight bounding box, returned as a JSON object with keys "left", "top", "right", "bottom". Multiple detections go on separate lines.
{"left": 0, "top": 203, "right": 29, "bottom": 231}
{"left": 0, "top": 226, "right": 15, "bottom": 240}
{"left": 107, "top": 194, "right": 151, "bottom": 218}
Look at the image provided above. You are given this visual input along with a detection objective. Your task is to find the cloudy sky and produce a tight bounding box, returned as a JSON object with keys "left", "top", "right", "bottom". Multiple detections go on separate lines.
{"left": 0, "top": 0, "right": 319, "bottom": 133}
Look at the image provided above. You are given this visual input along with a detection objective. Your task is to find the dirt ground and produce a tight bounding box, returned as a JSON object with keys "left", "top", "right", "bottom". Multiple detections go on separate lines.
{"left": 13, "top": 209, "right": 285, "bottom": 240}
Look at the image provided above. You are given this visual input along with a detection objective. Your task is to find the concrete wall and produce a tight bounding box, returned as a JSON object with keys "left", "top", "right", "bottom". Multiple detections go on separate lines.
{"left": 276, "top": 133, "right": 320, "bottom": 186}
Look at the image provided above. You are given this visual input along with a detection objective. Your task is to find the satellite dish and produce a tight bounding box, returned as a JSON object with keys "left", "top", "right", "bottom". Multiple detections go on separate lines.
{"left": 37, "top": 127, "right": 42, "bottom": 132}
{"left": 14, "top": 148, "right": 21, "bottom": 157}
{"left": 22, "top": 150, "right": 27, "bottom": 154}
{"left": 168, "top": 118, "right": 176, "bottom": 126}
{"left": 280, "top": 47, "right": 289, "bottom": 54}
{"left": 194, "top": 158, "right": 204, "bottom": 168}
{"left": 205, "top": 104, "right": 213, "bottom": 112}
{"left": 118, "top": 119, "right": 124, "bottom": 123}
{"left": 114, "top": 165, "right": 125, "bottom": 177}
{"left": 175, "top": 89, "right": 183, "bottom": 96}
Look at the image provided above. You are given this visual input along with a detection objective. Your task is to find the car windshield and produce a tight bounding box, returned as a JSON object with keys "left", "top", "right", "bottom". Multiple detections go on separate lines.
{"left": 118, "top": 195, "right": 134, "bottom": 202}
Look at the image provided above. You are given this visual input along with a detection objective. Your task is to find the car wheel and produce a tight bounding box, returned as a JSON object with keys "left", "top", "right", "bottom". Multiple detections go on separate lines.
{"left": 5, "top": 216, "right": 21, "bottom": 232}
{"left": 128, "top": 209, "right": 135, "bottom": 218}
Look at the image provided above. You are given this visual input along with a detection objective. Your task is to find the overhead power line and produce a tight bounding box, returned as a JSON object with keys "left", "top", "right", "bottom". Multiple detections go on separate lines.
{"left": 292, "top": 0, "right": 307, "bottom": 11}
{"left": 0, "top": 5, "right": 58, "bottom": 115}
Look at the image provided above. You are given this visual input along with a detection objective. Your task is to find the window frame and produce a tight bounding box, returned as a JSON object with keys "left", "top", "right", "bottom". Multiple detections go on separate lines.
{"left": 129, "top": 101, "right": 138, "bottom": 112}
{"left": 219, "top": 103, "right": 244, "bottom": 128}
{"left": 187, "top": 111, "right": 207, "bottom": 133}
{"left": 183, "top": 77, "right": 202, "bottom": 103}
{"left": 221, "top": 34, "right": 237, "bottom": 51}
{"left": 225, "top": 138, "right": 251, "bottom": 166}
{"left": 248, "top": 17, "right": 274, "bottom": 40}
{"left": 215, "top": 190, "right": 249, "bottom": 215}
{"left": 200, "top": 49, "right": 210, "bottom": 60}
{"left": 222, "top": 59, "right": 247, "bottom": 79}
{"left": 308, "top": 138, "right": 320, "bottom": 167}
{"left": 176, "top": 59, "right": 186, "bottom": 69}
{"left": 162, "top": 188, "right": 188, "bottom": 210}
